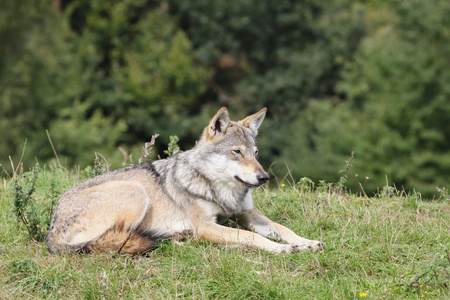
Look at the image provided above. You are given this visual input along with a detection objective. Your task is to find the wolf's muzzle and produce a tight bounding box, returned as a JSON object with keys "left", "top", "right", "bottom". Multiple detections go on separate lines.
{"left": 256, "top": 172, "right": 269, "bottom": 184}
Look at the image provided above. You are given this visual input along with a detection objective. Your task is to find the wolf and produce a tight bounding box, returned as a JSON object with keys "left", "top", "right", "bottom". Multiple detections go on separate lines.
{"left": 47, "top": 107, "right": 324, "bottom": 254}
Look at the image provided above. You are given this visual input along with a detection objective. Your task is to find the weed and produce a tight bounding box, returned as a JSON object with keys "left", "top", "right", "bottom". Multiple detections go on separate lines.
{"left": 336, "top": 151, "right": 354, "bottom": 192}
{"left": 10, "top": 164, "right": 73, "bottom": 242}
{"left": 436, "top": 186, "right": 450, "bottom": 202}
{"left": 92, "top": 152, "right": 109, "bottom": 177}
{"left": 164, "top": 135, "right": 180, "bottom": 157}
{"left": 381, "top": 178, "right": 397, "bottom": 198}
{"left": 11, "top": 164, "right": 46, "bottom": 241}
{"left": 298, "top": 177, "right": 315, "bottom": 193}
{"left": 139, "top": 133, "right": 159, "bottom": 164}
{"left": 354, "top": 173, "right": 370, "bottom": 198}
{"left": 317, "top": 179, "right": 333, "bottom": 193}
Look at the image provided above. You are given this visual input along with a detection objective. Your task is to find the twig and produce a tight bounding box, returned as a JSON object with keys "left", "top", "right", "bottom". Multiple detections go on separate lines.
{"left": 118, "top": 147, "right": 128, "bottom": 166}
{"left": 46, "top": 130, "right": 61, "bottom": 168}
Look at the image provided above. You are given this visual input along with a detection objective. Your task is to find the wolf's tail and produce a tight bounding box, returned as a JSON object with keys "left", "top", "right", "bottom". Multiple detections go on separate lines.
{"left": 47, "top": 222, "right": 157, "bottom": 254}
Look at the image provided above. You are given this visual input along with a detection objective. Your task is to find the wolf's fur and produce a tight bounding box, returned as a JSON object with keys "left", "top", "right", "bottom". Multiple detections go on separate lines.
{"left": 47, "top": 108, "right": 323, "bottom": 254}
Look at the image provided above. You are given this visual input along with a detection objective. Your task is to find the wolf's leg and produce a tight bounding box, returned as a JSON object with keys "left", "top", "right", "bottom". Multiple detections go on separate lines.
{"left": 49, "top": 181, "right": 152, "bottom": 253}
{"left": 269, "top": 222, "right": 324, "bottom": 250}
{"left": 237, "top": 209, "right": 324, "bottom": 250}
{"left": 194, "top": 221, "right": 298, "bottom": 254}
{"left": 169, "top": 229, "right": 193, "bottom": 246}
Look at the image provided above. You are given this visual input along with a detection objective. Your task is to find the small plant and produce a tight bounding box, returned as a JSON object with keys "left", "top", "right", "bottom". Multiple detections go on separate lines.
{"left": 10, "top": 164, "right": 68, "bottom": 242}
{"left": 317, "top": 179, "right": 332, "bottom": 192}
{"left": 298, "top": 177, "right": 315, "bottom": 193}
{"left": 164, "top": 135, "right": 180, "bottom": 157}
{"left": 381, "top": 184, "right": 397, "bottom": 198}
{"left": 139, "top": 133, "right": 159, "bottom": 164}
{"left": 11, "top": 164, "right": 47, "bottom": 241}
{"left": 336, "top": 151, "right": 354, "bottom": 191}
{"left": 436, "top": 187, "right": 449, "bottom": 202}
{"left": 92, "top": 152, "right": 109, "bottom": 177}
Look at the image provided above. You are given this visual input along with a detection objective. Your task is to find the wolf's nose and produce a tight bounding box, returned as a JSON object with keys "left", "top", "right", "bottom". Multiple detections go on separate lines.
{"left": 256, "top": 172, "right": 269, "bottom": 184}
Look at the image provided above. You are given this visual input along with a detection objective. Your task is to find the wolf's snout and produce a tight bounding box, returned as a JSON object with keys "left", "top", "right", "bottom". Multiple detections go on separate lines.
{"left": 256, "top": 172, "right": 269, "bottom": 184}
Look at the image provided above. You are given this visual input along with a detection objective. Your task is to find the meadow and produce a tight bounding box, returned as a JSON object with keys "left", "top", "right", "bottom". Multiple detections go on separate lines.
{"left": 0, "top": 162, "right": 449, "bottom": 299}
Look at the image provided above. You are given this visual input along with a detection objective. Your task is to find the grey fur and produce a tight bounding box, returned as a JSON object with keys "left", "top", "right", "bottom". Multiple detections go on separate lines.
{"left": 47, "top": 107, "right": 324, "bottom": 254}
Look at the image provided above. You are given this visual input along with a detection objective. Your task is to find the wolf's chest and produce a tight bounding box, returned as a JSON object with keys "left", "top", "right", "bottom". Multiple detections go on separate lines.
{"left": 194, "top": 198, "right": 229, "bottom": 222}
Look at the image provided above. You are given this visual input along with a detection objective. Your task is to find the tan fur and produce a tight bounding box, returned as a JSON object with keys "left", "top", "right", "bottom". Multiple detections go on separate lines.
{"left": 47, "top": 108, "right": 324, "bottom": 254}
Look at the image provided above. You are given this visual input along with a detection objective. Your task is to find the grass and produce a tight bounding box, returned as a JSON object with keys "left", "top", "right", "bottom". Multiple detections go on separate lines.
{"left": 0, "top": 166, "right": 449, "bottom": 299}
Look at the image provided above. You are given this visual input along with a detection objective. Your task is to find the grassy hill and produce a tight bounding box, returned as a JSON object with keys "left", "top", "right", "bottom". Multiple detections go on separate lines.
{"left": 0, "top": 165, "right": 449, "bottom": 299}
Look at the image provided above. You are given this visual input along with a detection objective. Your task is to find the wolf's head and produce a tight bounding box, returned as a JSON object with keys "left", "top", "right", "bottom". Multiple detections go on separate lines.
{"left": 196, "top": 107, "right": 269, "bottom": 188}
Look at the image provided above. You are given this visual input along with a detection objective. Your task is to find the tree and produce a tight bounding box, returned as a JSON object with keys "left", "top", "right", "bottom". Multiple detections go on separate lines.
{"left": 292, "top": 1, "right": 450, "bottom": 197}
{"left": 168, "top": 0, "right": 367, "bottom": 173}
{"left": 0, "top": 0, "right": 211, "bottom": 170}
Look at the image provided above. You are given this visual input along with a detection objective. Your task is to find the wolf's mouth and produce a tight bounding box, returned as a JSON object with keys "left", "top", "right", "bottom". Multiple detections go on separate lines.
{"left": 234, "top": 176, "right": 261, "bottom": 188}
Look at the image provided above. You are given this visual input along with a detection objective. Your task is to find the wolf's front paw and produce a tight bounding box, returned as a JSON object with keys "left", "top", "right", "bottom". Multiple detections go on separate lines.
{"left": 272, "top": 240, "right": 324, "bottom": 254}
{"left": 312, "top": 240, "right": 325, "bottom": 251}
{"left": 277, "top": 244, "right": 304, "bottom": 254}
{"left": 294, "top": 240, "right": 324, "bottom": 251}
{"left": 272, "top": 244, "right": 295, "bottom": 254}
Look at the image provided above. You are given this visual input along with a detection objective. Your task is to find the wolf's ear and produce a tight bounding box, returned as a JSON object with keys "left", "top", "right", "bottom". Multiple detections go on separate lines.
{"left": 207, "top": 107, "right": 230, "bottom": 138}
{"left": 240, "top": 108, "right": 267, "bottom": 136}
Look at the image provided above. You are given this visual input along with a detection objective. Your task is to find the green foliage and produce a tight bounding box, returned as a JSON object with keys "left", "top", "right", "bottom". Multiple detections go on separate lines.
{"left": 314, "top": 0, "right": 450, "bottom": 196}
{"left": 164, "top": 135, "right": 180, "bottom": 157}
{"left": 170, "top": 0, "right": 367, "bottom": 153}
{"left": 91, "top": 153, "right": 109, "bottom": 177}
{"left": 12, "top": 165, "right": 43, "bottom": 241}
{"left": 0, "top": 0, "right": 449, "bottom": 198}
{"left": 1, "top": 166, "right": 449, "bottom": 299}
{"left": 0, "top": 1, "right": 128, "bottom": 169}
{"left": 7, "top": 258, "right": 71, "bottom": 296}
{"left": 0, "top": 0, "right": 211, "bottom": 171}
{"left": 10, "top": 164, "right": 75, "bottom": 242}
{"left": 277, "top": 100, "right": 359, "bottom": 185}
{"left": 297, "top": 177, "right": 315, "bottom": 193}
{"left": 270, "top": 1, "right": 450, "bottom": 198}
{"left": 336, "top": 151, "right": 354, "bottom": 192}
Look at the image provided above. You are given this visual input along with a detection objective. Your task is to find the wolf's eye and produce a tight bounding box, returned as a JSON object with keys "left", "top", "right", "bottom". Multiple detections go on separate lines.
{"left": 255, "top": 150, "right": 259, "bottom": 156}
{"left": 233, "top": 149, "right": 241, "bottom": 155}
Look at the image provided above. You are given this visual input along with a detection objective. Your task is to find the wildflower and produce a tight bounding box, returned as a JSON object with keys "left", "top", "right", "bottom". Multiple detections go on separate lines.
{"left": 420, "top": 285, "right": 423, "bottom": 289}
{"left": 421, "top": 295, "right": 424, "bottom": 298}
{"left": 359, "top": 292, "right": 368, "bottom": 297}
{"left": 424, "top": 291, "right": 428, "bottom": 294}
{"left": 281, "top": 184, "right": 285, "bottom": 188}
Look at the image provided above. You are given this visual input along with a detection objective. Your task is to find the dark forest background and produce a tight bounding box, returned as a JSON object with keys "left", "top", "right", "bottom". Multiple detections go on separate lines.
{"left": 1, "top": 0, "right": 449, "bottom": 198}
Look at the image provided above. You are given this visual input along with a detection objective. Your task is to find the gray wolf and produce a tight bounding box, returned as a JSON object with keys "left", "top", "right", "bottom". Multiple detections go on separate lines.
{"left": 47, "top": 108, "right": 324, "bottom": 254}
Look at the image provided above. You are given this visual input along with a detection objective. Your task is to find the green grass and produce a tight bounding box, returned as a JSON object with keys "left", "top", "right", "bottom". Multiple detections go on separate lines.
{"left": 1, "top": 167, "right": 449, "bottom": 299}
